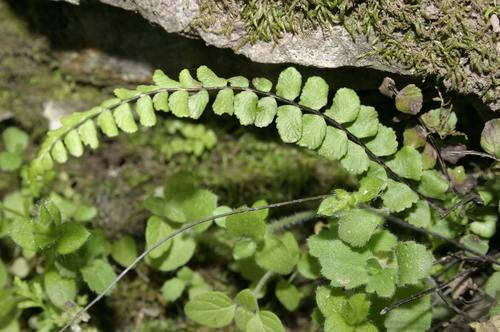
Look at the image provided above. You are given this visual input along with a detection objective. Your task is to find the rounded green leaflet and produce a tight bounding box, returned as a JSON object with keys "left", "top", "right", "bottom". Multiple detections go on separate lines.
{"left": 3, "top": 126, "right": 29, "bottom": 154}
{"left": 145, "top": 216, "right": 173, "bottom": 259}
{"left": 338, "top": 209, "right": 384, "bottom": 247}
{"left": 64, "top": 129, "right": 84, "bottom": 157}
{"left": 111, "top": 235, "right": 138, "bottom": 268}
{"left": 136, "top": 95, "right": 156, "bottom": 126}
{"left": 97, "top": 109, "right": 119, "bottom": 137}
{"left": 161, "top": 278, "right": 186, "bottom": 302}
{"left": 81, "top": 259, "right": 117, "bottom": 295}
{"left": 153, "top": 91, "right": 169, "bottom": 112}
{"left": 197, "top": 65, "right": 227, "bottom": 88}
{"left": 255, "top": 96, "right": 277, "bottom": 128}
{"left": 395, "top": 84, "right": 423, "bottom": 115}
{"left": 381, "top": 179, "right": 419, "bottom": 212}
{"left": 345, "top": 105, "right": 379, "bottom": 138}
{"left": 0, "top": 151, "right": 22, "bottom": 171}
{"left": 185, "top": 291, "right": 236, "bottom": 328}
{"left": 152, "top": 69, "right": 182, "bottom": 88}
{"left": 363, "top": 124, "right": 398, "bottom": 157}
{"left": 179, "top": 68, "right": 202, "bottom": 88}
{"left": 276, "top": 67, "right": 302, "bottom": 100}
{"left": 169, "top": 90, "right": 190, "bottom": 117}
{"left": 297, "top": 114, "right": 327, "bottom": 149}
{"left": 234, "top": 91, "right": 258, "bottom": 125}
{"left": 252, "top": 77, "right": 273, "bottom": 92}
{"left": 44, "top": 269, "right": 76, "bottom": 309}
{"left": 213, "top": 89, "right": 234, "bottom": 116}
{"left": 114, "top": 103, "right": 138, "bottom": 133}
{"left": 299, "top": 76, "right": 329, "bottom": 110}
{"left": 317, "top": 126, "right": 348, "bottom": 161}
{"left": 275, "top": 279, "right": 301, "bottom": 311}
{"left": 145, "top": 232, "right": 196, "bottom": 272}
{"left": 188, "top": 90, "right": 209, "bottom": 119}
{"left": 385, "top": 146, "right": 423, "bottom": 180}
{"left": 324, "top": 88, "right": 360, "bottom": 123}
{"left": 340, "top": 141, "right": 370, "bottom": 174}
{"left": 226, "top": 208, "right": 266, "bottom": 241}
{"left": 236, "top": 288, "right": 257, "bottom": 311}
{"left": 276, "top": 105, "right": 302, "bottom": 143}
{"left": 481, "top": 118, "right": 500, "bottom": 157}
{"left": 51, "top": 140, "right": 68, "bottom": 164}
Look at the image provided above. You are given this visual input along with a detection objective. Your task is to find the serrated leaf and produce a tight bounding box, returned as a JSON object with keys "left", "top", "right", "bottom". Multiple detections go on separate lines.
{"left": 226, "top": 208, "right": 266, "bottom": 241}
{"left": 338, "top": 209, "right": 384, "bottom": 247}
{"left": 77, "top": 119, "right": 99, "bottom": 149}
{"left": 340, "top": 141, "right": 370, "bottom": 174}
{"left": 317, "top": 194, "right": 351, "bottom": 217}
{"left": 136, "top": 95, "right": 156, "bottom": 126}
{"left": 385, "top": 146, "right": 423, "bottom": 180}
{"left": 97, "top": 109, "right": 119, "bottom": 137}
{"left": 81, "top": 259, "right": 117, "bottom": 295}
{"left": 363, "top": 124, "right": 398, "bottom": 157}
{"left": 276, "top": 105, "right": 302, "bottom": 143}
{"left": 3, "top": 127, "right": 29, "bottom": 154}
{"left": 481, "top": 119, "right": 500, "bottom": 157}
{"left": 396, "top": 241, "right": 433, "bottom": 286}
{"left": 114, "top": 103, "right": 138, "bottom": 133}
{"left": 316, "top": 286, "right": 348, "bottom": 317}
{"left": 395, "top": 84, "right": 423, "bottom": 115}
{"left": 145, "top": 216, "right": 173, "bottom": 259}
{"left": 161, "top": 278, "right": 186, "bottom": 302}
{"left": 296, "top": 114, "right": 326, "bottom": 149}
{"left": 366, "top": 266, "right": 397, "bottom": 297}
{"left": 228, "top": 76, "right": 250, "bottom": 88}
{"left": 185, "top": 291, "right": 236, "bottom": 328}
{"left": 345, "top": 106, "right": 379, "bottom": 138}
{"left": 188, "top": 90, "right": 209, "bottom": 119}
{"left": 169, "top": 90, "right": 190, "bottom": 117}
{"left": 213, "top": 89, "right": 234, "bottom": 115}
{"left": 275, "top": 279, "right": 300, "bottom": 311}
{"left": 366, "top": 229, "right": 398, "bottom": 252}
{"left": 8, "top": 219, "right": 37, "bottom": 251}
{"left": 114, "top": 88, "right": 141, "bottom": 100}
{"left": 325, "top": 88, "right": 360, "bottom": 123}
{"left": 317, "top": 126, "right": 348, "bottom": 161}
{"left": 342, "top": 293, "right": 370, "bottom": 325}
{"left": 297, "top": 253, "right": 321, "bottom": 279}
{"left": 252, "top": 77, "right": 273, "bottom": 92}
{"left": 276, "top": 67, "right": 302, "bottom": 100}
{"left": 153, "top": 91, "right": 170, "bottom": 112}
{"left": 44, "top": 269, "right": 76, "bottom": 309}
{"left": 254, "top": 233, "right": 299, "bottom": 274}
{"left": 197, "top": 66, "right": 227, "bottom": 87}
{"left": 111, "top": 235, "right": 138, "bottom": 268}
{"left": 180, "top": 69, "right": 202, "bottom": 88}
{"left": 152, "top": 69, "right": 182, "bottom": 88}
{"left": 56, "top": 222, "right": 90, "bottom": 254}
{"left": 314, "top": 238, "right": 372, "bottom": 289}
{"left": 416, "top": 169, "right": 448, "bottom": 200}
{"left": 64, "top": 129, "right": 84, "bottom": 157}
{"left": 381, "top": 179, "right": 419, "bottom": 212}
{"left": 51, "top": 140, "right": 68, "bottom": 164}
{"left": 254, "top": 97, "right": 277, "bottom": 127}
{"left": 299, "top": 76, "right": 329, "bottom": 110}
{"left": 234, "top": 91, "right": 258, "bottom": 125}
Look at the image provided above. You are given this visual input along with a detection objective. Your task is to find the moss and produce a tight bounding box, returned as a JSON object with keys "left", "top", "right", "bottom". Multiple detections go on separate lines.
{"left": 194, "top": 0, "right": 500, "bottom": 101}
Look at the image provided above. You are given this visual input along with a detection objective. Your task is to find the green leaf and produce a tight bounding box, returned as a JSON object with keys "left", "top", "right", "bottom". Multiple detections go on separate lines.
{"left": 64, "top": 129, "right": 84, "bottom": 157}
{"left": 161, "top": 278, "right": 186, "bottom": 302}
{"left": 81, "top": 259, "right": 117, "bottom": 295}
{"left": 213, "top": 89, "right": 234, "bottom": 115}
{"left": 44, "top": 269, "right": 76, "bottom": 309}
{"left": 317, "top": 126, "right": 348, "bottom": 161}
{"left": 314, "top": 238, "right": 372, "bottom": 289}
{"left": 297, "top": 253, "right": 321, "bottom": 279}
{"left": 197, "top": 66, "right": 227, "bottom": 87}
{"left": 315, "top": 285, "right": 348, "bottom": 318}
{"left": 235, "top": 307, "right": 255, "bottom": 331}
{"left": 252, "top": 77, "right": 273, "bottom": 92}
{"left": 226, "top": 208, "right": 266, "bottom": 241}
{"left": 317, "top": 195, "right": 350, "bottom": 217}
{"left": 152, "top": 69, "right": 182, "bottom": 88}
{"left": 8, "top": 219, "right": 37, "bottom": 251}
{"left": 462, "top": 234, "right": 489, "bottom": 258}
{"left": 341, "top": 293, "right": 370, "bottom": 325}
{"left": 0, "top": 152, "right": 22, "bottom": 171}
{"left": 255, "top": 233, "right": 298, "bottom": 274}
{"left": 145, "top": 231, "right": 196, "bottom": 271}
{"left": 188, "top": 90, "right": 209, "bottom": 119}
{"left": 74, "top": 205, "right": 97, "bottom": 222}
{"left": 136, "top": 95, "right": 156, "bottom": 126}
{"left": 164, "top": 172, "right": 196, "bottom": 201}
{"left": 234, "top": 91, "right": 258, "bottom": 125}
{"left": 114, "top": 103, "right": 138, "bottom": 133}
{"left": 354, "top": 178, "right": 386, "bottom": 203}
{"left": 50, "top": 141, "right": 67, "bottom": 164}
{"left": 325, "top": 88, "right": 360, "bottom": 123}
{"left": 345, "top": 106, "right": 379, "bottom": 138}
{"left": 169, "top": 90, "right": 190, "bottom": 117}
{"left": 97, "top": 109, "right": 119, "bottom": 137}
{"left": 366, "top": 229, "right": 397, "bottom": 252}
{"left": 275, "top": 279, "right": 300, "bottom": 311}
{"left": 416, "top": 169, "right": 448, "bottom": 200}
{"left": 3, "top": 127, "right": 29, "bottom": 154}
{"left": 252, "top": 311, "right": 285, "bottom": 332}
{"left": 276, "top": 67, "right": 302, "bottom": 100}
{"left": 254, "top": 97, "right": 277, "bottom": 128}
{"left": 136, "top": 85, "right": 159, "bottom": 93}
{"left": 100, "top": 98, "right": 122, "bottom": 109}
{"left": 381, "top": 179, "right": 419, "bottom": 212}
{"left": 233, "top": 239, "right": 257, "bottom": 260}
{"left": 153, "top": 91, "right": 170, "bottom": 112}
{"left": 366, "top": 266, "right": 397, "bottom": 297}
{"left": 340, "top": 141, "right": 370, "bottom": 174}
{"left": 40, "top": 201, "right": 61, "bottom": 225}
{"left": 386, "top": 146, "right": 423, "bottom": 180}
{"left": 338, "top": 209, "right": 384, "bottom": 247}
{"left": 406, "top": 200, "right": 431, "bottom": 228}
{"left": 56, "top": 222, "right": 90, "bottom": 254}
{"left": 395, "top": 84, "right": 423, "bottom": 115}
{"left": 324, "top": 313, "right": 354, "bottom": 332}
{"left": 228, "top": 76, "right": 250, "bottom": 88}
{"left": 77, "top": 119, "right": 99, "bottom": 149}
{"left": 236, "top": 288, "right": 257, "bottom": 311}
{"left": 183, "top": 189, "right": 217, "bottom": 223}
{"left": 481, "top": 119, "right": 500, "bottom": 157}
{"left": 276, "top": 105, "right": 302, "bottom": 143}
{"left": 185, "top": 291, "right": 236, "bottom": 328}
{"left": 114, "top": 88, "right": 141, "bottom": 100}
{"left": 179, "top": 68, "right": 202, "bottom": 88}
{"left": 359, "top": 162, "right": 388, "bottom": 188}
{"left": 396, "top": 241, "right": 434, "bottom": 286}
{"left": 296, "top": 114, "right": 326, "bottom": 149}
{"left": 145, "top": 216, "right": 173, "bottom": 259}
{"left": 299, "top": 76, "right": 329, "bottom": 110}
{"left": 363, "top": 124, "right": 398, "bottom": 157}
{"left": 111, "top": 235, "right": 138, "bottom": 268}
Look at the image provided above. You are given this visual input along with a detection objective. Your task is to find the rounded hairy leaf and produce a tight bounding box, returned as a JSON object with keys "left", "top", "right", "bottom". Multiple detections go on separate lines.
{"left": 317, "top": 126, "right": 348, "bottom": 161}
{"left": 44, "top": 269, "right": 76, "bottom": 309}
{"left": 145, "top": 232, "right": 196, "bottom": 271}
{"left": 0, "top": 151, "right": 22, "bottom": 171}
{"left": 81, "top": 259, "right": 117, "bottom": 295}
{"left": 56, "top": 222, "right": 90, "bottom": 254}
{"left": 299, "top": 76, "right": 329, "bottom": 110}
{"left": 366, "top": 266, "right": 397, "bottom": 297}
{"left": 97, "top": 109, "right": 119, "bottom": 137}
{"left": 183, "top": 189, "right": 218, "bottom": 223}
{"left": 145, "top": 216, "right": 173, "bottom": 259}
{"left": 385, "top": 146, "right": 423, "bottom": 180}
{"left": 185, "top": 291, "right": 236, "bottom": 328}
{"left": 297, "top": 253, "right": 321, "bottom": 279}
{"left": 355, "top": 178, "right": 386, "bottom": 203}
{"left": 316, "top": 286, "right": 348, "bottom": 317}
{"left": 226, "top": 208, "right": 266, "bottom": 241}
{"left": 161, "top": 278, "right": 186, "bottom": 302}
{"left": 396, "top": 241, "right": 434, "bottom": 286}
{"left": 325, "top": 88, "right": 360, "bottom": 123}
{"left": 366, "top": 229, "right": 397, "bottom": 252}
{"left": 236, "top": 288, "right": 257, "bottom": 311}
{"left": 381, "top": 179, "right": 419, "bottom": 212}
{"left": 136, "top": 95, "right": 156, "bottom": 126}
{"left": 276, "top": 105, "right": 302, "bottom": 143}
{"left": 114, "top": 103, "right": 138, "bottom": 133}
{"left": 3, "top": 127, "right": 28, "bottom": 154}
{"left": 8, "top": 219, "right": 37, "bottom": 251}
{"left": 255, "top": 233, "right": 298, "bottom": 274}
{"left": 234, "top": 91, "right": 258, "bottom": 125}
{"left": 233, "top": 239, "right": 257, "bottom": 260}
{"left": 297, "top": 114, "right": 327, "bottom": 149}
{"left": 338, "top": 209, "right": 384, "bottom": 247}
{"left": 276, "top": 67, "right": 302, "bottom": 100}
{"left": 213, "top": 89, "right": 234, "bottom": 115}
{"left": 275, "top": 279, "right": 300, "bottom": 311}
{"left": 256, "top": 311, "right": 285, "bottom": 332}
{"left": 481, "top": 119, "right": 500, "bottom": 157}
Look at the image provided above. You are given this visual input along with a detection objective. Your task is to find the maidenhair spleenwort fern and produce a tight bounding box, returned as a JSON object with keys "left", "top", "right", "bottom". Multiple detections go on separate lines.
{"left": 21, "top": 66, "right": 500, "bottom": 332}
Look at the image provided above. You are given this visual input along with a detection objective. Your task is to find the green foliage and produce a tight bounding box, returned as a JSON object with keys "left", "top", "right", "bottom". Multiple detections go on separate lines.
{"left": 11, "top": 65, "right": 500, "bottom": 332}
{"left": 0, "top": 127, "right": 29, "bottom": 171}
